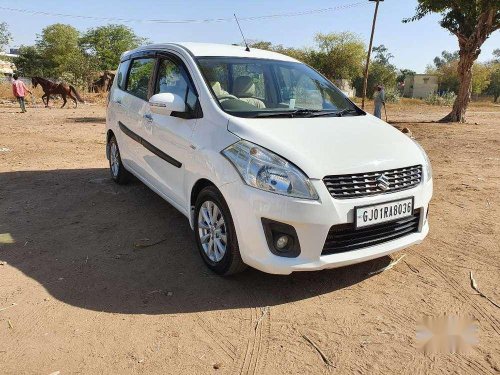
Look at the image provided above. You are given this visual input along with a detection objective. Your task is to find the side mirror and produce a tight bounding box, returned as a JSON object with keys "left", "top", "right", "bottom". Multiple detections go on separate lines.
{"left": 149, "top": 93, "right": 186, "bottom": 115}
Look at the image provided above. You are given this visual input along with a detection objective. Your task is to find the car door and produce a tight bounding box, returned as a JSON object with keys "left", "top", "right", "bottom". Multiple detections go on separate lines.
{"left": 141, "top": 54, "right": 201, "bottom": 207}
{"left": 117, "top": 55, "right": 156, "bottom": 178}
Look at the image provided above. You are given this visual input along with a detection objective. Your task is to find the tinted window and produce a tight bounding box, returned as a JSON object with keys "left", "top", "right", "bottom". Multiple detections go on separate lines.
{"left": 126, "top": 58, "right": 155, "bottom": 100}
{"left": 155, "top": 58, "right": 198, "bottom": 111}
{"left": 116, "top": 60, "right": 130, "bottom": 90}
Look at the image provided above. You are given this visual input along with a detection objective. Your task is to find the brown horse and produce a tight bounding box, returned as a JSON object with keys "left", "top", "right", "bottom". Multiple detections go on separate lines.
{"left": 32, "top": 77, "right": 85, "bottom": 108}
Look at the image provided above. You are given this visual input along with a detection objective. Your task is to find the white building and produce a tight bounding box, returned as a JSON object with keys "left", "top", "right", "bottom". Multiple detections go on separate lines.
{"left": 403, "top": 74, "right": 438, "bottom": 99}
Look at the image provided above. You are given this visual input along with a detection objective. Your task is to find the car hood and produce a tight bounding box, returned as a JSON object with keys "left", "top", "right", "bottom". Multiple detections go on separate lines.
{"left": 227, "top": 114, "right": 425, "bottom": 179}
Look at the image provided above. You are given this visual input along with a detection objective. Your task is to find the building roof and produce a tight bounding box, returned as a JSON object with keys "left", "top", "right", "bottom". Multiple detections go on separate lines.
{"left": 123, "top": 42, "right": 299, "bottom": 62}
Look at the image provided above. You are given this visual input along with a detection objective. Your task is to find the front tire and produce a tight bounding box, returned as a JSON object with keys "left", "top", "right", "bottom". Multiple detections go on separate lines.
{"left": 108, "top": 135, "right": 131, "bottom": 184}
{"left": 194, "top": 186, "right": 247, "bottom": 275}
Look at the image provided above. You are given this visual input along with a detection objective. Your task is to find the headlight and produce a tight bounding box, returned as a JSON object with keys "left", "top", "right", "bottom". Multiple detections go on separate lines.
{"left": 413, "top": 140, "right": 432, "bottom": 181}
{"left": 222, "top": 140, "right": 319, "bottom": 200}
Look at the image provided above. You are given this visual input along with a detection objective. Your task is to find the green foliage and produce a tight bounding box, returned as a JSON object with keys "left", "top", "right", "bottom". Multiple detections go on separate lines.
{"left": 372, "top": 45, "right": 394, "bottom": 66}
{"left": 404, "top": 1, "right": 499, "bottom": 38}
{"left": 308, "top": 32, "right": 366, "bottom": 81}
{"left": 486, "top": 64, "right": 500, "bottom": 102}
{"left": 35, "top": 24, "right": 83, "bottom": 78}
{"left": 13, "top": 23, "right": 146, "bottom": 88}
{"left": 471, "top": 63, "right": 491, "bottom": 95}
{"left": 384, "top": 88, "right": 401, "bottom": 103}
{"left": 250, "top": 32, "right": 366, "bottom": 81}
{"left": 424, "top": 92, "right": 457, "bottom": 105}
{"left": 80, "top": 24, "right": 147, "bottom": 71}
{"left": 13, "top": 46, "right": 48, "bottom": 76}
{"left": 248, "top": 41, "right": 310, "bottom": 63}
{"left": 426, "top": 50, "right": 493, "bottom": 96}
{"left": 433, "top": 50, "right": 459, "bottom": 68}
{"left": 0, "top": 22, "right": 11, "bottom": 51}
{"left": 353, "top": 44, "right": 397, "bottom": 98}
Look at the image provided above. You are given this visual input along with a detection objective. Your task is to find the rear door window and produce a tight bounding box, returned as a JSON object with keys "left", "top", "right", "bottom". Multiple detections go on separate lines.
{"left": 116, "top": 60, "right": 130, "bottom": 90}
{"left": 126, "top": 58, "right": 155, "bottom": 100}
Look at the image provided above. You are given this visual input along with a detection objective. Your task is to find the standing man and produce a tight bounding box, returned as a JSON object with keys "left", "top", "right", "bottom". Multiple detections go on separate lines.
{"left": 373, "top": 84, "right": 385, "bottom": 119}
{"left": 12, "top": 74, "right": 32, "bottom": 113}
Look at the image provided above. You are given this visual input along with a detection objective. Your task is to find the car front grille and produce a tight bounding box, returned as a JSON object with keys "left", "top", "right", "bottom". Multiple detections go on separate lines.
{"left": 321, "top": 209, "right": 421, "bottom": 255}
{"left": 323, "top": 165, "right": 423, "bottom": 199}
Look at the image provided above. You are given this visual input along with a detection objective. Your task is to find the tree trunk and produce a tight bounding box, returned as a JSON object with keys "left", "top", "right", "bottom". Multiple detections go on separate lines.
{"left": 439, "top": 9, "right": 498, "bottom": 123}
{"left": 440, "top": 52, "right": 475, "bottom": 123}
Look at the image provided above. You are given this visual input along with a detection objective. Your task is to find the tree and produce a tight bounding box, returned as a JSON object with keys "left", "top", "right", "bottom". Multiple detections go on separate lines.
{"left": 80, "top": 24, "right": 147, "bottom": 71}
{"left": 372, "top": 45, "right": 394, "bottom": 66}
{"left": 308, "top": 32, "right": 366, "bottom": 81}
{"left": 0, "top": 22, "right": 11, "bottom": 52}
{"left": 487, "top": 66, "right": 500, "bottom": 102}
{"left": 397, "top": 69, "right": 416, "bottom": 84}
{"left": 433, "top": 50, "right": 459, "bottom": 68}
{"left": 471, "top": 63, "right": 491, "bottom": 96}
{"left": 405, "top": 1, "right": 500, "bottom": 123}
{"left": 493, "top": 48, "right": 500, "bottom": 63}
{"left": 36, "top": 24, "right": 83, "bottom": 78}
{"left": 13, "top": 46, "right": 48, "bottom": 76}
{"left": 354, "top": 44, "right": 397, "bottom": 98}
{"left": 248, "top": 41, "right": 309, "bottom": 63}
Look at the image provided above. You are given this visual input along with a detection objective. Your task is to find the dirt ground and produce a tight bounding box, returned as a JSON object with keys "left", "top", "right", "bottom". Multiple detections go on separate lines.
{"left": 0, "top": 100, "right": 499, "bottom": 375}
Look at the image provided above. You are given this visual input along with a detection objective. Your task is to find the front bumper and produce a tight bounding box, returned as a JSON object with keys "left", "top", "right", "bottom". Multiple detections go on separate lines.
{"left": 220, "top": 178, "right": 433, "bottom": 275}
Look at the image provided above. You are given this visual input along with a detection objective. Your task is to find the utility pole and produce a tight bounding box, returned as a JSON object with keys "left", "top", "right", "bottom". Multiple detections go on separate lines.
{"left": 361, "top": 0, "right": 383, "bottom": 110}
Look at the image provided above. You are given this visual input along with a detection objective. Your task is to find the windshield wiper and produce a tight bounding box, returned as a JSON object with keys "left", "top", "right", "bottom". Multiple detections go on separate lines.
{"left": 334, "top": 108, "right": 360, "bottom": 117}
{"left": 305, "top": 108, "right": 360, "bottom": 117}
{"left": 253, "top": 108, "right": 360, "bottom": 118}
{"left": 253, "top": 109, "right": 322, "bottom": 118}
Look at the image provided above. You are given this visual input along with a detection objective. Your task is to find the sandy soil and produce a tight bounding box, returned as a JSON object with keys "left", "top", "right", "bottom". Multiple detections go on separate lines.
{"left": 0, "top": 101, "right": 499, "bottom": 374}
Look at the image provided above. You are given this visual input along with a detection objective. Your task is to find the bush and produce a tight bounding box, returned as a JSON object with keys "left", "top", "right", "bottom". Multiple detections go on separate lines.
{"left": 384, "top": 88, "right": 401, "bottom": 103}
{"left": 424, "top": 92, "right": 456, "bottom": 105}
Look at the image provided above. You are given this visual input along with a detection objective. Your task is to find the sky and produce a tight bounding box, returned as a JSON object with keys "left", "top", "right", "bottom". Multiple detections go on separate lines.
{"left": 1, "top": 0, "right": 499, "bottom": 73}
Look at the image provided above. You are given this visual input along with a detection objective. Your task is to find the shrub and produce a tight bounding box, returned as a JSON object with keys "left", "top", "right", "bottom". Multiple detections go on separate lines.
{"left": 384, "top": 88, "right": 401, "bottom": 103}
{"left": 424, "top": 92, "right": 457, "bottom": 106}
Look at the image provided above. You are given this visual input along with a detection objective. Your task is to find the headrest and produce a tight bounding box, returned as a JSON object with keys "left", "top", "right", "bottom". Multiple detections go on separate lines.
{"left": 233, "top": 76, "right": 255, "bottom": 97}
{"left": 211, "top": 81, "right": 224, "bottom": 97}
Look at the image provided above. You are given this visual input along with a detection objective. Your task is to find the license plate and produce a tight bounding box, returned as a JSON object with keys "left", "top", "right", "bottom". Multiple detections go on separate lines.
{"left": 355, "top": 197, "right": 414, "bottom": 229}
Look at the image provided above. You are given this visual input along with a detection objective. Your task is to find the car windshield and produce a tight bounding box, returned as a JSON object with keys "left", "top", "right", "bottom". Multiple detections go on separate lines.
{"left": 197, "top": 57, "right": 362, "bottom": 118}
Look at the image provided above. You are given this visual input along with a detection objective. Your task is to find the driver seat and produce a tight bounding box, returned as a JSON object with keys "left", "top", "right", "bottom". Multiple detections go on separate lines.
{"left": 233, "top": 76, "right": 266, "bottom": 108}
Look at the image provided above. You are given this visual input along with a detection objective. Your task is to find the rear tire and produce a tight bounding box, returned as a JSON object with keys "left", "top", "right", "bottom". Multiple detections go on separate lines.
{"left": 194, "top": 186, "right": 247, "bottom": 275}
{"left": 108, "top": 135, "right": 131, "bottom": 184}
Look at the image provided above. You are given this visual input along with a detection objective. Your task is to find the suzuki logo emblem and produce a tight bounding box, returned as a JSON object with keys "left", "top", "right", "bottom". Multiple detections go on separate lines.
{"left": 376, "top": 173, "right": 390, "bottom": 191}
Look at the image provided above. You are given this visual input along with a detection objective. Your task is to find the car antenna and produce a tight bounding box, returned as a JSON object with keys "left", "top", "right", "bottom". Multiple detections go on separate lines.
{"left": 234, "top": 14, "right": 250, "bottom": 52}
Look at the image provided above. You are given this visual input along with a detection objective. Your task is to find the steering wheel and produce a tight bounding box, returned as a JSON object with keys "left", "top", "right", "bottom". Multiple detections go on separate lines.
{"left": 217, "top": 94, "right": 239, "bottom": 101}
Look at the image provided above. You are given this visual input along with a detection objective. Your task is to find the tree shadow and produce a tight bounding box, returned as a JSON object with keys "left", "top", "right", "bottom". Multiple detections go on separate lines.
{"left": 0, "top": 168, "right": 390, "bottom": 314}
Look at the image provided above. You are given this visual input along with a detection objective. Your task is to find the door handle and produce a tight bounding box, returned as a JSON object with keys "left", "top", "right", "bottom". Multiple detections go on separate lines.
{"left": 143, "top": 113, "right": 153, "bottom": 122}
{"left": 114, "top": 99, "right": 122, "bottom": 105}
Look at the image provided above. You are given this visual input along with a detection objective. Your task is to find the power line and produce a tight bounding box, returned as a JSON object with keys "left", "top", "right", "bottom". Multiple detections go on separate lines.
{"left": 0, "top": 3, "right": 366, "bottom": 24}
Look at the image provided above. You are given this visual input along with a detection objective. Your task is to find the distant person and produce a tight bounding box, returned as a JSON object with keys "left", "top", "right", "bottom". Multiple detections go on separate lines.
{"left": 373, "top": 85, "right": 385, "bottom": 119}
{"left": 12, "top": 74, "right": 32, "bottom": 113}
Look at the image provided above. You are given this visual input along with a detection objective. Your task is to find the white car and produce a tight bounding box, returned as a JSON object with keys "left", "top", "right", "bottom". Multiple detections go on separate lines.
{"left": 106, "top": 42, "right": 433, "bottom": 275}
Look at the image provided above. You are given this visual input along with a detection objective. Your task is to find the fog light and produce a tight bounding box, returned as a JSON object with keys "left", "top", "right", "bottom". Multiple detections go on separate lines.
{"left": 261, "top": 218, "right": 301, "bottom": 258}
{"left": 276, "top": 235, "right": 289, "bottom": 250}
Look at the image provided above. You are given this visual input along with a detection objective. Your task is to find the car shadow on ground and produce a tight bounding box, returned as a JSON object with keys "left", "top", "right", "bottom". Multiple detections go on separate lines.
{"left": 68, "top": 117, "right": 107, "bottom": 123}
{"left": 0, "top": 168, "right": 390, "bottom": 314}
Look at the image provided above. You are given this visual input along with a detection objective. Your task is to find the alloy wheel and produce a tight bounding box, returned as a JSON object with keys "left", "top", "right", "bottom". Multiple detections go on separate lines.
{"left": 197, "top": 200, "right": 227, "bottom": 262}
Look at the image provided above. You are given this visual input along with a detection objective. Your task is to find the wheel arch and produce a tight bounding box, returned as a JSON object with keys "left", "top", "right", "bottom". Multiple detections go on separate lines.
{"left": 189, "top": 178, "right": 218, "bottom": 227}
